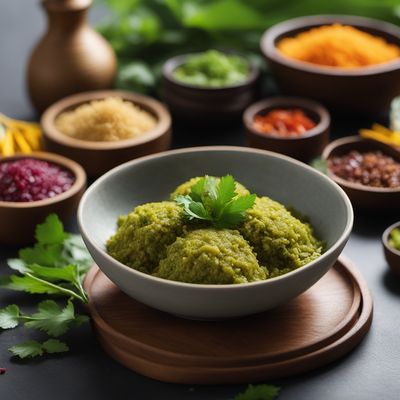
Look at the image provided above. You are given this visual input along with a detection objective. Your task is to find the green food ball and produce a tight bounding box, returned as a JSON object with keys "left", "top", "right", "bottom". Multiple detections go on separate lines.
{"left": 154, "top": 228, "right": 267, "bottom": 284}
{"left": 107, "top": 202, "right": 186, "bottom": 274}
{"left": 239, "top": 196, "right": 323, "bottom": 277}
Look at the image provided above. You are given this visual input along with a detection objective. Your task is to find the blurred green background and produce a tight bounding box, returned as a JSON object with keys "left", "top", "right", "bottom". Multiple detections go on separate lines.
{"left": 97, "top": 0, "right": 400, "bottom": 94}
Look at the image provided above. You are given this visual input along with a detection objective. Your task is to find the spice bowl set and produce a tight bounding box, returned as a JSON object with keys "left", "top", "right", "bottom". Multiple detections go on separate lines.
{"left": 2, "top": 9, "right": 400, "bottom": 385}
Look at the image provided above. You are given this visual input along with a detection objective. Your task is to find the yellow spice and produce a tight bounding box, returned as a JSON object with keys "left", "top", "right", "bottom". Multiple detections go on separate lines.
{"left": 55, "top": 97, "right": 157, "bottom": 142}
{"left": 277, "top": 24, "right": 400, "bottom": 68}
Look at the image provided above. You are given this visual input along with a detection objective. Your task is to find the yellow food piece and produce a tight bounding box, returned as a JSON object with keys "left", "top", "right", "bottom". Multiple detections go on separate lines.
{"left": 360, "top": 128, "right": 400, "bottom": 146}
{"left": 55, "top": 97, "right": 157, "bottom": 142}
{"left": 277, "top": 24, "right": 400, "bottom": 68}
{"left": 13, "top": 129, "right": 32, "bottom": 153}
{"left": 0, "top": 114, "right": 42, "bottom": 155}
{"left": 2, "top": 130, "right": 14, "bottom": 156}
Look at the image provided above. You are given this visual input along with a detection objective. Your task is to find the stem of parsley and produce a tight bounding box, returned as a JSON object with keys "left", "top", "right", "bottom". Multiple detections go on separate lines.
{"left": 25, "top": 272, "right": 87, "bottom": 303}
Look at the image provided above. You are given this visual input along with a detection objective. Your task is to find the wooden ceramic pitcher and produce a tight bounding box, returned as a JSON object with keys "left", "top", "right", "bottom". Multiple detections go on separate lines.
{"left": 27, "top": 0, "right": 117, "bottom": 114}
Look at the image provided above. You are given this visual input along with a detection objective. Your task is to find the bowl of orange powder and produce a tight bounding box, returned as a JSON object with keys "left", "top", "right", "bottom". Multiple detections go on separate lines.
{"left": 261, "top": 15, "right": 400, "bottom": 115}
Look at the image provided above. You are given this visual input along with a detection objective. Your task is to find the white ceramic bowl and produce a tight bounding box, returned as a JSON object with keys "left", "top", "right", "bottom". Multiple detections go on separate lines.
{"left": 78, "top": 146, "right": 353, "bottom": 319}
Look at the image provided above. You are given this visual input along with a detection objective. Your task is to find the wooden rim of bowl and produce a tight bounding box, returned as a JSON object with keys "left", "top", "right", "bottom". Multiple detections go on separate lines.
{"left": 243, "top": 96, "right": 330, "bottom": 141}
{"left": 162, "top": 52, "right": 260, "bottom": 91}
{"left": 41, "top": 90, "right": 172, "bottom": 150}
{"left": 382, "top": 221, "right": 400, "bottom": 257}
{"left": 0, "top": 151, "right": 86, "bottom": 209}
{"left": 261, "top": 15, "right": 400, "bottom": 76}
{"left": 78, "top": 145, "right": 354, "bottom": 290}
{"left": 322, "top": 136, "right": 400, "bottom": 193}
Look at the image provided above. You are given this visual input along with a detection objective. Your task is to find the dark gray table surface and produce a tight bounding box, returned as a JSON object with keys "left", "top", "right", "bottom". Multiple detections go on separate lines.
{"left": 1, "top": 1, "right": 400, "bottom": 399}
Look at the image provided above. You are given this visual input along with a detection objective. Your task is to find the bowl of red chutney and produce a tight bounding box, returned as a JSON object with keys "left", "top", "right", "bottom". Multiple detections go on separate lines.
{"left": 243, "top": 96, "right": 330, "bottom": 162}
{"left": 0, "top": 152, "right": 86, "bottom": 245}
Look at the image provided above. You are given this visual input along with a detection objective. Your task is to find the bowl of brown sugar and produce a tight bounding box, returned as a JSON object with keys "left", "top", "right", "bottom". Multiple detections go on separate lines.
{"left": 42, "top": 90, "right": 172, "bottom": 177}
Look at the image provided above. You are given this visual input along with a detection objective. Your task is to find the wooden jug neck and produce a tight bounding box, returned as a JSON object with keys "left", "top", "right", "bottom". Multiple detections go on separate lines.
{"left": 42, "top": 0, "right": 91, "bottom": 31}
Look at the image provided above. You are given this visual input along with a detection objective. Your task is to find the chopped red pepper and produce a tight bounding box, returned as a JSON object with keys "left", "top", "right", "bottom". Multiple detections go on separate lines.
{"left": 253, "top": 108, "right": 316, "bottom": 137}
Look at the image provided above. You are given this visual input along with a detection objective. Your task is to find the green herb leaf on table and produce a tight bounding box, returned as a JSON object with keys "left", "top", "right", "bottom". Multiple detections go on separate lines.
{"left": 1, "top": 213, "right": 93, "bottom": 359}
{"left": 42, "top": 339, "right": 69, "bottom": 354}
{"left": 9, "top": 341, "right": 44, "bottom": 359}
{"left": 0, "top": 305, "right": 21, "bottom": 329}
{"left": 24, "top": 300, "right": 78, "bottom": 337}
{"left": 9, "top": 339, "right": 69, "bottom": 359}
{"left": 176, "top": 175, "right": 256, "bottom": 229}
{"left": 35, "top": 213, "right": 69, "bottom": 245}
{"left": 234, "top": 384, "right": 280, "bottom": 400}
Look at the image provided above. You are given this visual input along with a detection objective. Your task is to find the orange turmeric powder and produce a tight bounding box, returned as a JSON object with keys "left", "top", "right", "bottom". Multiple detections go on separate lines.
{"left": 277, "top": 24, "right": 400, "bottom": 68}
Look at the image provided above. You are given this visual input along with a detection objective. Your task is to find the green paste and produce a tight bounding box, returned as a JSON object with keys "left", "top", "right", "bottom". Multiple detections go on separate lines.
{"left": 106, "top": 201, "right": 187, "bottom": 274}
{"left": 173, "top": 50, "right": 249, "bottom": 87}
{"left": 154, "top": 229, "right": 267, "bottom": 284}
{"left": 239, "top": 196, "right": 323, "bottom": 277}
{"left": 107, "top": 178, "right": 323, "bottom": 284}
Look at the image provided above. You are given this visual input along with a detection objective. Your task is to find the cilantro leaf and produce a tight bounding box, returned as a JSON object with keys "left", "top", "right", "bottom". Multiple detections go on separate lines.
{"left": 9, "top": 339, "right": 69, "bottom": 359}
{"left": 62, "top": 235, "right": 93, "bottom": 275}
{"left": 35, "top": 213, "right": 69, "bottom": 245}
{"left": 19, "top": 243, "right": 63, "bottom": 267}
{"left": 9, "top": 341, "right": 44, "bottom": 359}
{"left": 24, "top": 300, "right": 77, "bottom": 337}
{"left": 42, "top": 339, "right": 69, "bottom": 354}
{"left": 235, "top": 384, "right": 280, "bottom": 400}
{"left": 0, "top": 274, "right": 65, "bottom": 295}
{"left": 215, "top": 175, "right": 236, "bottom": 209}
{"left": 0, "top": 305, "right": 20, "bottom": 329}
{"left": 175, "top": 195, "right": 211, "bottom": 221}
{"left": 190, "top": 178, "right": 205, "bottom": 202}
{"left": 28, "top": 264, "right": 79, "bottom": 284}
{"left": 7, "top": 258, "right": 29, "bottom": 273}
{"left": 176, "top": 175, "right": 256, "bottom": 229}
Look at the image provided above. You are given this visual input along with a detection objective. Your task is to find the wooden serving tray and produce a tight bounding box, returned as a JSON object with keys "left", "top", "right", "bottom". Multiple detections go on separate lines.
{"left": 84, "top": 256, "right": 373, "bottom": 384}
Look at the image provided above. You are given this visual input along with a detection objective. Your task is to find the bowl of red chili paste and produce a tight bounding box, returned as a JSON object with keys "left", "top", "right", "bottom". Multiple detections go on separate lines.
{"left": 243, "top": 96, "right": 330, "bottom": 162}
{"left": 322, "top": 136, "right": 400, "bottom": 211}
{"left": 0, "top": 152, "right": 86, "bottom": 245}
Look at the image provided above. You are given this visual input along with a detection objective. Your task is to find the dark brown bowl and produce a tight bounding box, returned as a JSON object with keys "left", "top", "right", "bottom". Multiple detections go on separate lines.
{"left": 41, "top": 90, "right": 172, "bottom": 178}
{"left": 162, "top": 53, "right": 260, "bottom": 125}
{"left": 243, "top": 96, "right": 330, "bottom": 162}
{"left": 382, "top": 221, "right": 400, "bottom": 277}
{"left": 322, "top": 136, "right": 400, "bottom": 211}
{"left": 0, "top": 152, "right": 86, "bottom": 245}
{"left": 261, "top": 15, "right": 400, "bottom": 115}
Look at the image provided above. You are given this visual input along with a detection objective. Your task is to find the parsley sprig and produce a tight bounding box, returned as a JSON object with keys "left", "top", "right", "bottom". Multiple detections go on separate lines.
{"left": 175, "top": 175, "right": 256, "bottom": 229}
{"left": 235, "top": 384, "right": 280, "bottom": 400}
{"left": 0, "top": 214, "right": 92, "bottom": 359}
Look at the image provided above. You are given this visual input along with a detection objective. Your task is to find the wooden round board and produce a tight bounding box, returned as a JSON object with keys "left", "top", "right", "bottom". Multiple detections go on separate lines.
{"left": 84, "top": 256, "right": 373, "bottom": 384}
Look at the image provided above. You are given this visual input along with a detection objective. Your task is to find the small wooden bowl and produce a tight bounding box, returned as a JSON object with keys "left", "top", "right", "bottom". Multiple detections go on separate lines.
{"left": 322, "top": 136, "right": 400, "bottom": 211}
{"left": 162, "top": 53, "right": 260, "bottom": 125}
{"left": 382, "top": 221, "right": 400, "bottom": 277}
{"left": 0, "top": 152, "right": 86, "bottom": 245}
{"left": 41, "top": 90, "right": 172, "bottom": 178}
{"left": 244, "top": 97, "right": 330, "bottom": 162}
{"left": 261, "top": 15, "right": 400, "bottom": 115}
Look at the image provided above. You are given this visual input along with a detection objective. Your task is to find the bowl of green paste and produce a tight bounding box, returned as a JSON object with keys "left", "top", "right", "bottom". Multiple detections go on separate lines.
{"left": 162, "top": 50, "right": 260, "bottom": 124}
{"left": 78, "top": 147, "right": 353, "bottom": 320}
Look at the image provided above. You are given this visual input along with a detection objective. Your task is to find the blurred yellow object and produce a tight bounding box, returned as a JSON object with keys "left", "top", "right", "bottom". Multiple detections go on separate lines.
{"left": 0, "top": 114, "right": 42, "bottom": 156}
{"left": 360, "top": 123, "right": 400, "bottom": 147}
